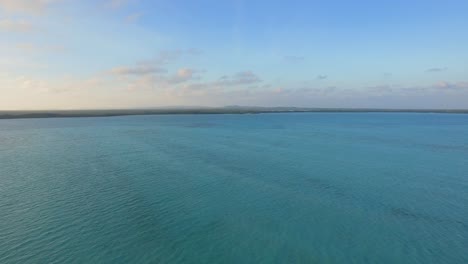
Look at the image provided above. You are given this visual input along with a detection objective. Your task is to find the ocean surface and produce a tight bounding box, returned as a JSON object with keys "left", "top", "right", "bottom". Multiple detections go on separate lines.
{"left": 1, "top": 113, "right": 467, "bottom": 263}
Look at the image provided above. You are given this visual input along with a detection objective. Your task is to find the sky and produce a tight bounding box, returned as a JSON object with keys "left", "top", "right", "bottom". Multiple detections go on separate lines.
{"left": 1, "top": 0, "right": 468, "bottom": 110}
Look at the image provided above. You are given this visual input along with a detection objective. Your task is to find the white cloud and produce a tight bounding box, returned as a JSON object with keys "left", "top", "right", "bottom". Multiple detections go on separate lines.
{"left": 426, "top": 67, "right": 447, "bottom": 73}
{"left": 106, "top": 0, "right": 131, "bottom": 9}
{"left": 283, "top": 55, "right": 305, "bottom": 63}
{"left": 108, "top": 50, "right": 203, "bottom": 87}
{"left": 4, "top": 67, "right": 468, "bottom": 109}
{"left": 0, "top": 0, "right": 60, "bottom": 14}
{"left": 0, "top": 19, "right": 33, "bottom": 32}
{"left": 168, "top": 68, "right": 197, "bottom": 84}
{"left": 149, "top": 49, "right": 201, "bottom": 65}
{"left": 435, "top": 81, "right": 468, "bottom": 89}
{"left": 111, "top": 64, "right": 166, "bottom": 76}
{"left": 6, "top": 74, "right": 104, "bottom": 95}
{"left": 118, "top": 67, "right": 201, "bottom": 91}
{"left": 125, "top": 12, "right": 142, "bottom": 23}
{"left": 15, "top": 43, "right": 65, "bottom": 53}
{"left": 217, "top": 71, "right": 261, "bottom": 86}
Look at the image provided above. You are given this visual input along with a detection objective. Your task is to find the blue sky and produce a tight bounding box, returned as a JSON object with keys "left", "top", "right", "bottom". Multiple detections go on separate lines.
{"left": 1, "top": 0, "right": 468, "bottom": 109}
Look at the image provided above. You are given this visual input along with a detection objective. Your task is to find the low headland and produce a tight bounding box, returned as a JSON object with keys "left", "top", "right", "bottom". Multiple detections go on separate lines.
{"left": 1, "top": 106, "right": 467, "bottom": 120}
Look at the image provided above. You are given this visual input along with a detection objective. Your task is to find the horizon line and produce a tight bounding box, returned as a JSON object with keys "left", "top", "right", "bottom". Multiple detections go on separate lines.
{"left": 1, "top": 107, "right": 468, "bottom": 120}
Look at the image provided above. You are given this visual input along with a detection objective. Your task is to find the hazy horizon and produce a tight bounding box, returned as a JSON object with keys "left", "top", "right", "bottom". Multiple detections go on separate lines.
{"left": 1, "top": 0, "right": 468, "bottom": 110}
{"left": 2, "top": 105, "right": 468, "bottom": 112}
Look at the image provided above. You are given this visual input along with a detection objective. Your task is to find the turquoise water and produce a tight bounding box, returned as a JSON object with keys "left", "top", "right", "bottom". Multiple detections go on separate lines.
{"left": 1, "top": 113, "right": 467, "bottom": 263}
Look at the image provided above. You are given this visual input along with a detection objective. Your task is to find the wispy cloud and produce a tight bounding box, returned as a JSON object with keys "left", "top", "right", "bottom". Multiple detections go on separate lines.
{"left": 111, "top": 64, "right": 166, "bottom": 76}
{"left": 15, "top": 43, "right": 39, "bottom": 51}
{"left": 140, "top": 49, "right": 202, "bottom": 66}
{"left": 367, "top": 85, "right": 393, "bottom": 94}
{"left": 186, "top": 48, "right": 203, "bottom": 55}
{"left": 9, "top": 74, "right": 107, "bottom": 95}
{"left": 317, "top": 75, "right": 327, "bottom": 80}
{"left": 125, "top": 12, "right": 143, "bottom": 23}
{"left": 434, "top": 81, "right": 468, "bottom": 89}
{"left": 111, "top": 49, "right": 201, "bottom": 78}
{"left": 106, "top": 0, "right": 131, "bottom": 9}
{"left": 0, "top": 0, "right": 60, "bottom": 14}
{"left": 283, "top": 56, "right": 305, "bottom": 63}
{"left": 217, "top": 71, "right": 261, "bottom": 86}
{"left": 383, "top": 72, "right": 392, "bottom": 78}
{"left": 364, "top": 81, "right": 468, "bottom": 97}
{"left": 15, "top": 43, "right": 65, "bottom": 53}
{"left": 0, "top": 19, "right": 33, "bottom": 32}
{"left": 168, "top": 68, "right": 199, "bottom": 84}
{"left": 121, "top": 68, "right": 262, "bottom": 94}
{"left": 426, "top": 67, "right": 447, "bottom": 73}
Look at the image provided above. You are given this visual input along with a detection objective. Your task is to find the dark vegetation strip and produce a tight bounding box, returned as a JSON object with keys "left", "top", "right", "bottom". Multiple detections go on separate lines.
{"left": 1, "top": 107, "right": 468, "bottom": 120}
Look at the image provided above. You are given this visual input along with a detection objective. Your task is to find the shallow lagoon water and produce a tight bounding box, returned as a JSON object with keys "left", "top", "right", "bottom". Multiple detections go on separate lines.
{"left": 1, "top": 113, "right": 467, "bottom": 263}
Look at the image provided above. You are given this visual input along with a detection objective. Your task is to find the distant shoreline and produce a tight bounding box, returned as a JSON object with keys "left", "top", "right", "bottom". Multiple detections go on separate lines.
{"left": 1, "top": 107, "right": 468, "bottom": 120}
